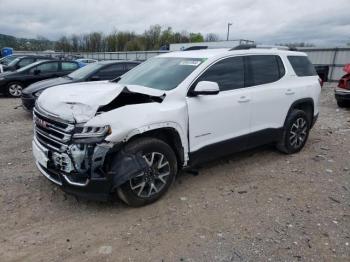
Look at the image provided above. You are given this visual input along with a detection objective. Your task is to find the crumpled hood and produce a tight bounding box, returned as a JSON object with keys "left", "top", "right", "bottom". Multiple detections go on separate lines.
{"left": 23, "top": 77, "right": 75, "bottom": 94}
{"left": 37, "top": 81, "right": 165, "bottom": 123}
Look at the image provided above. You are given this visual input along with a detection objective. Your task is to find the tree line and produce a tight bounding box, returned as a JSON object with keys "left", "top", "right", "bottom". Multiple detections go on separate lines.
{"left": 55, "top": 25, "right": 220, "bottom": 52}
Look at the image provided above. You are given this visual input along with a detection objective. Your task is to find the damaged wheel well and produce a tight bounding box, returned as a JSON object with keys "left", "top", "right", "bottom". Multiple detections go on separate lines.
{"left": 128, "top": 128, "right": 185, "bottom": 166}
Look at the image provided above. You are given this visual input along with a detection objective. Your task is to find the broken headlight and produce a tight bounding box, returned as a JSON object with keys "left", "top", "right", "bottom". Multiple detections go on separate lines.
{"left": 73, "top": 125, "right": 111, "bottom": 139}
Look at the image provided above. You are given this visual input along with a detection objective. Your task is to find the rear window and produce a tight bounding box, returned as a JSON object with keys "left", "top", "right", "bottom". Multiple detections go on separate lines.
{"left": 245, "top": 55, "right": 285, "bottom": 87}
{"left": 287, "top": 56, "right": 317, "bottom": 77}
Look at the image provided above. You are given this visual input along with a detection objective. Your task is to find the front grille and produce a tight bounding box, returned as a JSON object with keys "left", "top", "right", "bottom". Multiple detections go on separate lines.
{"left": 33, "top": 107, "right": 75, "bottom": 152}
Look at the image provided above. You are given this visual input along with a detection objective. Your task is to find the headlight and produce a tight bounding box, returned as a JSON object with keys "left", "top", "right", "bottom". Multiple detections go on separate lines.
{"left": 34, "top": 90, "right": 43, "bottom": 97}
{"left": 73, "top": 125, "right": 111, "bottom": 139}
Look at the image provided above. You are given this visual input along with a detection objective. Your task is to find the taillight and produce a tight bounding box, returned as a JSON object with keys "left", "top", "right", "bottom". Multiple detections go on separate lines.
{"left": 318, "top": 78, "right": 323, "bottom": 87}
{"left": 338, "top": 76, "right": 350, "bottom": 90}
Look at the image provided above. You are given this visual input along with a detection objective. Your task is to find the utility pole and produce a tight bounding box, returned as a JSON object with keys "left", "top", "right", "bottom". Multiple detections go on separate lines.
{"left": 227, "top": 22, "right": 232, "bottom": 41}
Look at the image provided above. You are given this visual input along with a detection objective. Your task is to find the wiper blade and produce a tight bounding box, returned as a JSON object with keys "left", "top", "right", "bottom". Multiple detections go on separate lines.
{"left": 110, "top": 76, "right": 121, "bottom": 83}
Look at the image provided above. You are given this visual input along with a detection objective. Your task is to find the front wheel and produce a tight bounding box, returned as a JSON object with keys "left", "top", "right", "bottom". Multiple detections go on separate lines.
{"left": 7, "top": 82, "right": 24, "bottom": 97}
{"left": 276, "top": 110, "right": 310, "bottom": 154}
{"left": 116, "top": 137, "right": 178, "bottom": 207}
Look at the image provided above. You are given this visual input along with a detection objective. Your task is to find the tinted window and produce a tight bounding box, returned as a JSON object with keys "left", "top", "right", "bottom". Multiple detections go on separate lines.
{"left": 62, "top": 62, "right": 78, "bottom": 71}
{"left": 18, "top": 58, "right": 35, "bottom": 67}
{"left": 125, "top": 63, "right": 138, "bottom": 70}
{"left": 30, "top": 62, "right": 59, "bottom": 73}
{"left": 288, "top": 56, "right": 317, "bottom": 76}
{"left": 196, "top": 56, "right": 244, "bottom": 91}
{"left": 245, "top": 55, "right": 283, "bottom": 87}
{"left": 98, "top": 64, "right": 124, "bottom": 75}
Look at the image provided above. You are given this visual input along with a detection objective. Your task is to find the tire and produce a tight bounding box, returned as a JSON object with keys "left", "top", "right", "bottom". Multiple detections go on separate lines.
{"left": 276, "top": 110, "right": 310, "bottom": 154}
{"left": 337, "top": 100, "right": 348, "bottom": 108}
{"left": 7, "top": 82, "right": 24, "bottom": 97}
{"left": 116, "top": 137, "right": 178, "bottom": 207}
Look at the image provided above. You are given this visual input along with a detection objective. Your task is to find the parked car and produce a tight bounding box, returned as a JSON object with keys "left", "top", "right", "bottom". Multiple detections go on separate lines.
{"left": 22, "top": 60, "right": 140, "bottom": 110}
{"left": 32, "top": 47, "right": 321, "bottom": 206}
{"left": 335, "top": 64, "right": 350, "bottom": 107}
{"left": 315, "top": 65, "right": 329, "bottom": 85}
{"left": 75, "top": 58, "right": 98, "bottom": 67}
{"left": 2, "top": 55, "right": 54, "bottom": 72}
{"left": 0, "top": 60, "right": 79, "bottom": 97}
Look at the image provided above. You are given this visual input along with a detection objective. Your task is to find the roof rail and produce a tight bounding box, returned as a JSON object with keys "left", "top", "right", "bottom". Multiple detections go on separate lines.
{"left": 183, "top": 46, "right": 208, "bottom": 51}
{"left": 230, "top": 44, "right": 256, "bottom": 50}
{"left": 230, "top": 44, "right": 298, "bottom": 51}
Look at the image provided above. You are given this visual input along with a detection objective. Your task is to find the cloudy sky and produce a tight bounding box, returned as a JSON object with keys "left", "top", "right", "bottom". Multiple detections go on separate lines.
{"left": 1, "top": 0, "right": 349, "bottom": 46}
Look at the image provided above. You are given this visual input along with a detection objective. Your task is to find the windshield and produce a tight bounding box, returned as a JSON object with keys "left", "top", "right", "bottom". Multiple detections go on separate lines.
{"left": 68, "top": 63, "right": 104, "bottom": 80}
{"left": 16, "top": 61, "right": 43, "bottom": 73}
{"left": 118, "top": 57, "right": 205, "bottom": 90}
{"left": 0, "top": 56, "right": 17, "bottom": 65}
{"left": 8, "top": 58, "right": 21, "bottom": 67}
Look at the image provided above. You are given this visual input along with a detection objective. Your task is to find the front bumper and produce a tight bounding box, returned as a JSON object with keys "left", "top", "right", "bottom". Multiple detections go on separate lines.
{"left": 21, "top": 95, "right": 36, "bottom": 111}
{"left": 33, "top": 138, "right": 113, "bottom": 201}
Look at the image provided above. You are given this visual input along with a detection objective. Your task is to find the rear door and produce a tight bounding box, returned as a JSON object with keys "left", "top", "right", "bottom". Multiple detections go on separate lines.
{"left": 187, "top": 56, "right": 252, "bottom": 153}
{"left": 246, "top": 55, "right": 290, "bottom": 132}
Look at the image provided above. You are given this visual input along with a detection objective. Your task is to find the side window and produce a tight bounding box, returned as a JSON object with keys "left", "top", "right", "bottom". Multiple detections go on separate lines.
{"left": 245, "top": 55, "right": 283, "bottom": 87}
{"left": 196, "top": 57, "right": 244, "bottom": 91}
{"left": 62, "top": 62, "right": 78, "bottom": 71}
{"left": 125, "top": 63, "right": 138, "bottom": 70}
{"left": 98, "top": 64, "right": 124, "bottom": 76}
{"left": 30, "top": 62, "right": 59, "bottom": 73}
{"left": 18, "top": 58, "right": 35, "bottom": 67}
{"left": 287, "top": 56, "right": 317, "bottom": 76}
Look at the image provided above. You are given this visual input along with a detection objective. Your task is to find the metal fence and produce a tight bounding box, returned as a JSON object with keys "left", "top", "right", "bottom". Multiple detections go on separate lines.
{"left": 14, "top": 47, "right": 350, "bottom": 81}
{"left": 299, "top": 47, "right": 350, "bottom": 81}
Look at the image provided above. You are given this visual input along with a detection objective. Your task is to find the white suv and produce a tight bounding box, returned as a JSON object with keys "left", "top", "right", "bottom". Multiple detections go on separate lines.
{"left": 32, "top": 46, "right": 321, "bottom": 206}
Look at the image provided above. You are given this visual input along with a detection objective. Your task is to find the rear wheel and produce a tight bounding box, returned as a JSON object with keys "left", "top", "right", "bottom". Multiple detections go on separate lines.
{"left": 7, "top": 82, "right": 24, "bottom": 97}
{"left": 116, "top": 137, "right": 177, "bottom": 207}
{"left": 277, "top": 110, "right": 310, "bottom": 154}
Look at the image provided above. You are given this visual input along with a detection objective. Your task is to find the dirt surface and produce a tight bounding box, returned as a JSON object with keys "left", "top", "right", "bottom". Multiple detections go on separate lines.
{"left": 0, "top": 83, "right": 349, "bottom": 262}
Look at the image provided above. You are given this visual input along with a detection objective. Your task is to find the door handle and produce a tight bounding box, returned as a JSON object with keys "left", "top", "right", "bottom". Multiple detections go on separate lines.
{"left": 238, "top": 96, "right": 250, "bottom": 103}
{"left": 285, "top": 89, "right": 295, "bottom": 95}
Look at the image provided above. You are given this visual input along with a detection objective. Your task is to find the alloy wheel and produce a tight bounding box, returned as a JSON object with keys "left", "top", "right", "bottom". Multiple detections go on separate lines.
{"left": 289, "top": 117, "right": 307, "bottom": 149}
{"left": 8, "top": 84, "right": 23, "bottom": 97}
{"left": 129, "top": 152, "right": 171, "bottom": 198}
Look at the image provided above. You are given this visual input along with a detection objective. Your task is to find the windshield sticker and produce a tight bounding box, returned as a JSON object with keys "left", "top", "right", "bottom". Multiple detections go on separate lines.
{"left": 179, "top": 60, "right": 202, "bottom": 66}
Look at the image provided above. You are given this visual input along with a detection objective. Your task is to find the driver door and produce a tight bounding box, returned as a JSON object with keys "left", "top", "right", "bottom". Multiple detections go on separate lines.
{"left": 186, "top": 56, "right": 252, "bottom": 156}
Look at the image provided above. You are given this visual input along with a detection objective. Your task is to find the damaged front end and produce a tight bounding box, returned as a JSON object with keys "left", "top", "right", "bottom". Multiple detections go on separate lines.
{"left": 32, "top": 106, "right": 148, "bottom": 201}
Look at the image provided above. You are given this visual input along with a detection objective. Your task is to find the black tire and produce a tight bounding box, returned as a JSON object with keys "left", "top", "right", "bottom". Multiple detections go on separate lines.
{"left": 276, "top": 110, "right": 310, "bottom": 154}
{"left": 337, "top": 100, "right": 348, "bottom": 108}
{"left": 116, "top": 137, "right": 178, "bottom": 207}
{"left": 7, "top": 82, "right": 24, "bottom": 97}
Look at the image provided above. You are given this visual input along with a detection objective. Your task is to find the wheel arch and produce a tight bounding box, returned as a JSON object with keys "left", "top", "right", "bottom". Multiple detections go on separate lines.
{"left": 284, "top": 98, "right": 314, "bottom": 127}
{"left": 124, "top": 124, "right": 188, "bottom": 167}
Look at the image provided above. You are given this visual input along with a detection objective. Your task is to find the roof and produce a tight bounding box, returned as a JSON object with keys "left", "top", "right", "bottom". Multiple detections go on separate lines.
{"left": 159, "top": 48, "right": 306, "bottom": 59}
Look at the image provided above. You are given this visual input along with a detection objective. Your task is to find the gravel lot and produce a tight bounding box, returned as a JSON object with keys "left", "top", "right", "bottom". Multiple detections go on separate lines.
{"left": 0, "top": 83, "right": 349, "bottom": 262}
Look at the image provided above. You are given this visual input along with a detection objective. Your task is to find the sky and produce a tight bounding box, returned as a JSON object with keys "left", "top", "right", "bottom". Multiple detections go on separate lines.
{"left": 0, "top": 0, "right": 349, "bottom": 46}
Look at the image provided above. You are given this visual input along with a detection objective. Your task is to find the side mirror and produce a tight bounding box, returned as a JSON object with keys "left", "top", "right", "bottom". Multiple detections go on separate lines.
{"left": 90, "top": 75, "right": 100, "bottom": 81}
{"left": 191, "top": 81, "right": 220, "bottom": 96}
{"left": 34, "top": 69, "right": 41, "bottom": 75}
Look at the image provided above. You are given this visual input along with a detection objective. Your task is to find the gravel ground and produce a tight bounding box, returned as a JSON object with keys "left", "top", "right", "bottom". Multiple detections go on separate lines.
{"left": 0, "top": 83, "right": 349, "bottom": 262}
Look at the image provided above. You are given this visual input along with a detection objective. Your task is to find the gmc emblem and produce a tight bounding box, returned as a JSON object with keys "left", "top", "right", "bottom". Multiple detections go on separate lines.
{"left": 35, "top": 117, "right": 49, "bottom": 129}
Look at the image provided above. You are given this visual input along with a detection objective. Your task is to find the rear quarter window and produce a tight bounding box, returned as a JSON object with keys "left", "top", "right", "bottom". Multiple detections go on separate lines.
{"left": 287, "top": 56, "right": 317, "bottom": 76}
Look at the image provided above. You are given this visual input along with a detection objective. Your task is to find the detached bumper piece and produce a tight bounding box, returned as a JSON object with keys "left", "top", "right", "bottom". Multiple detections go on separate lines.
{"left": 36, "top": 161, "right": 112, "bottom": 201}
